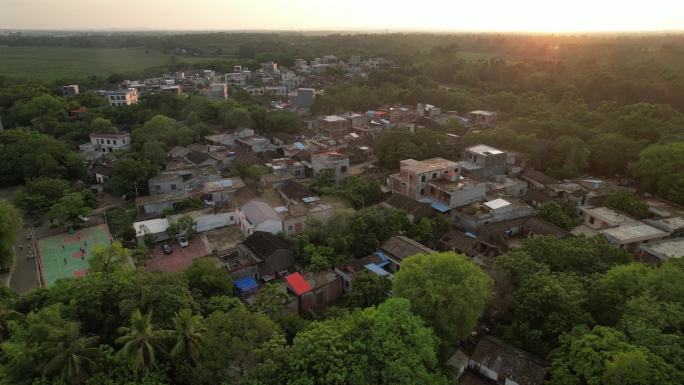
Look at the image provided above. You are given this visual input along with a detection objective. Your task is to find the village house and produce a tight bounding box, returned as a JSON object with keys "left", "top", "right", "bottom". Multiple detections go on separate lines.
{"left": 388, "top": 158, "right": 486, "bottom": 211}
{"left": 237, "top": 200, "right": 283, "bottom": 236}
{"left": 459, "top": 144, "right": 507, "bottom": 180}
{"left": 148, "top": 165, "right": 221, "bottom": 196}
{"left": 639, "top": 237, "right": 684, "bottom": 264}
{"left": 311, "top": 152, "right": 349, "bottom": 183}
{"left": 467, "top": 110, "right": 498, "bottom": 127}
{"left": 285, "top": 270, "right": 344, "bottom": 314}
{"left": 203, "top": 83, "right": 228, "bottom": 101}
{"left": 231, "top": 231, "right": 294, "bottom": 281}
{"left": 105, "top": 88, "right": 139, "bottom": 107}
{"left": 466, "top": 336, "right": 546, "bottom": 385}
{"left": 334, "top": 252, "right": 392, "bottom": 293}
{"left": 275, "top": 181, "right": 335, "bottom": 235}
{"left": 318, "top": 115, "right": 349, "bottom": 138}
{"left": 61, "top": 84, "right": 79, "bottom": 97}
{"left": 188, "top": 177, "right": 245, "bottom": 207}
{"left": 453, "top": 198, "right": 536, "bottom": 233}
{"left": 89, "top": 132, "right": 131, "bottom": 154}
{"left": 380, "top": 194, "right": 434, "bottom": 224}
{"left": 133, "top": 208, "right": 238, "bottom": 244}
{"left": 580, "top": 207, "right": 668, "bottom": 253}
{"left": 379, "top": 235, "right": 435, "bottom": 272}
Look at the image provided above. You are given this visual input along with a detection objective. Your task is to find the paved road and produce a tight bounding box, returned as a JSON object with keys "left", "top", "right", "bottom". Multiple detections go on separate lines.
{"left": 9, "top": 227, "right": 40, "bottom": 294}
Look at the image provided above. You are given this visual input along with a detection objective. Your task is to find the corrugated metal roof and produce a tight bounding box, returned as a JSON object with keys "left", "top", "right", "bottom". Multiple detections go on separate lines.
{"left": 286, "top": 272, "right": 312, "bottom": 295}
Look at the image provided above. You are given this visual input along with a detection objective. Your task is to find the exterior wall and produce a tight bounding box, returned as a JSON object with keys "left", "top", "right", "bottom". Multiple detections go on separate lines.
{"left": 149, "top": 177, "right": 184, "bottom": 195}
{"left": 453, "top": 206, "right": 536, "bottom": 233}
{"left": 106, "top": 90, "right": 139, "bottom": 107}
{"left": 143, "top": 201, "right": 175, "bottom": 215}
{"left": 192, "top": 211, "right": 237, "bottom": 232}
{"left": 90, "top": 134, "right": 131, "bottom": 153}
{"left": 254, "top": 219, "right": 284, "bottom": 235}
{"left": 448, "top": 183, "right": 487, "bottom": 208}
{"left": 312, "top": 156, "right": 349, "bottom": 183}
{"left": 298, "top": 276, "right": 344, "bottom": 313}
{"left": 258, "top": 249, "right": 294, "bottom": 277}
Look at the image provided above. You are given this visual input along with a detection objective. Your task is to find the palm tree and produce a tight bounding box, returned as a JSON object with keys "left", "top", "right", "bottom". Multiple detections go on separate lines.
{"left": 43, "top": 335, "right": 99, "bottom": 384}
{"left": 166, "top": 309, "right": 206, "bottom": 363}
{"left": 115, "top": 310, "right": 165, "bottom": 372}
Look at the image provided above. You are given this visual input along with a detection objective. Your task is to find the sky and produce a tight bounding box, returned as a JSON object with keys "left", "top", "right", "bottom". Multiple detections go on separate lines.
{"left": 1, "top": 0, "right": 684, "bottom": 33}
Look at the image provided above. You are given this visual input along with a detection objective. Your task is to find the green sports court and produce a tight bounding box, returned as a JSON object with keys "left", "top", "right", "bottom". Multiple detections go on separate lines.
{"left": 37, "top": 224, "right": 113, "bottom": 287}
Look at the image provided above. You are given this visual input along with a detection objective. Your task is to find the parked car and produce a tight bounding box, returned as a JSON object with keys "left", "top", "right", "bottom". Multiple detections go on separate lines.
{"left": 177, "top": 237, "right": 189, "bottom": 248}
{"left": 162, "top": 243, "right": 173, "bottom": 254}
{"left": 203, "top": 198, "right": 216, "bottom": 206}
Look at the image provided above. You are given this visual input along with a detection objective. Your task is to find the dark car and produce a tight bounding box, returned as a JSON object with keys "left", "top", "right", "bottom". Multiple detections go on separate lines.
{"left": 162, "top": 243, "right": 172, "bottom": 254}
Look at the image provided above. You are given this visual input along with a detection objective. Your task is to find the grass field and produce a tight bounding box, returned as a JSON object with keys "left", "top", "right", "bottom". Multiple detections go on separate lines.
{"left": 0, "top": 46, "right": 221, "bottom": 80}
{"left": 37, "top": 223, "right": 113, "bottom": 287}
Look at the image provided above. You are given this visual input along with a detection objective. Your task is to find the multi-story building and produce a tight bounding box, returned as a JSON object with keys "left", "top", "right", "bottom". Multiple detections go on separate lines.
{"left": 288, "top": 88, "right": 315, "bottom": 110}
{"left": 318, "top": 115, "right": 349, "bottom": 138}
{"left": 388, "top": 158, "right": 486, "bottom": 211}
{"left": 61, "top": 84, "right": 79, "bottom": 97}
{"left": 105, "top": 89, "right": 139, "bottom": 107}
{"left": 89, "top": 132, "right": 131, "bottom": 153}
{"left": 203, "top": 83, "right": 228, "bottom": 101}
{"left": 312, "top": 152, "right": 349, "bottom": 183}
{"left": 225, "top": 72, "right": 248, "bottom": 87}
{"left": 467, "top": 110, "right": 498, "bottom": 127}
{"left": 459, "top": 144, "right": 507, "bottom": 179}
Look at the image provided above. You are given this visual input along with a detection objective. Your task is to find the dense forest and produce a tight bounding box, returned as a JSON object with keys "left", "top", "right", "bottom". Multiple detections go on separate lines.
{"left": 1, "top": 32, "right": 684, "bottom": 385}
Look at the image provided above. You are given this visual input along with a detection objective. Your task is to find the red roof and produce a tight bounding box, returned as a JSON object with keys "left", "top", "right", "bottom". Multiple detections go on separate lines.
{"left": 285, "top": 272, "right": 312, "bottom": 296}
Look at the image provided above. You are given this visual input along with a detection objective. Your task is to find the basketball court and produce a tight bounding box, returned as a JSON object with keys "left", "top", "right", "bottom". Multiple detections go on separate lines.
{"left": 37, "top": 223, "right": 113, "bottom": 287}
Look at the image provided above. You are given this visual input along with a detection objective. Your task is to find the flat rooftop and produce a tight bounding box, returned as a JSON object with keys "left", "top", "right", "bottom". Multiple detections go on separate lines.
{"left": 601, "top": 221, "right": 667, "bottom": 243}
{"left": 466, "top": 144, "right": 504, "bottom": 156}
{"left": 400, "top": 158, "right": 458, "bottom": 173}
{"left": 640, "top": 238, "right": 684, "bottom": 260}
{"left": 583, "top": 207, "right": 633, "bottom": 226}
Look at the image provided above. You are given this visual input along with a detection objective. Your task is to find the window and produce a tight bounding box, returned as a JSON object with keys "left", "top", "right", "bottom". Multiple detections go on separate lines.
{"left": 171, "top": 184, "right": 177, "bottom": 190}
{"left": 155, "top": 185, "right": 161, "bottom": 191}
{"left": 589, "top": 216, "right": 595, "bottom": 224}
{"left": 340, "top": 166, "right": 347, "bottom": 173}
{"left": 288, "top": 225, "right": 293, "bottom": 231}
{"left": 112, "top": 140, "right": 117, "bottom": 145}
{"left": 421, "top": 175, "right": 426, "bottom": 182}
{"left": 106, "top": 139, "right": 111, "bottom": 144}
{"left": 230, "top": 216, "right": 234, "bottom": 221}
{"left": 430, "top": 186, "right": 435, "bottom": 194}
{"left": 420, "top": 188, "right": 425, "bottom": 195}
{"left": 432, "top": 172, "right": 437, "bottom": 179}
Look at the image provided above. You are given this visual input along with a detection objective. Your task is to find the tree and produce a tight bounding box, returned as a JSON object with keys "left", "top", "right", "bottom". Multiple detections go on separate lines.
{"left": 0, "top": 129, "right": 84, "bottom": 186}
{"left": 631, "top": 141, "right": 684, "bottom": 205}
{"left": 176, "top": 215, "right": 197, "bottom": 239}
{"left": 604, "top": 191, "right": 649, "bottom": 219}
{"left": 108, "top": 158, "right": 157, "bottom": 197}
{"left": 115, "top": 310, "right": 166, "bottom": 373}
{"left": 251, "top": 283, "right": 290, "bottom": 319}
{"left": 191, "top": 304, "right": 282, "bottom": 384}
{"left": 43, "top": 335, "right": 100, "bottom": 384}
{"left": 588, "top": 133, "right": 646, "bottom": 176}
{"left": 141, "top": 141, "right": 167, "bottom": 167}
{"left": 47, "top": 192, "right": 91, "bottom": 226}
{"left": 184, "top": 258, "right": 233, "bottom": 300}
{"left": 0, "top": 202, "right": 22, "bottom": 267}
{"left": 14, "top": 177, "right": 71, "bottom": 216}
{"left": 288, "top": 298, "right": 448, "bottom": 385}
{"left": 503, "top": 271, "right": 593, "bottom": 355}
{"left": 90, "top": 117, "right": 117, "bottom": 133}
{"left": 165, "top": 309, "right": 206, "bottom": 364}
{"left": 88, "top": 242, "right": 131, "bottom": 274}
{"left": 0, "top": 304, "right": 82, "bottom": 385}
{"left": 538, "top": 201, "right": 576, "bottom": 230}
{"left": 346, "top": 270, "right": 391, "bottom": 309}
{"left": 548, "top": 326, "right": 682, "bottom": 385}
{"left": 131, "top": 246, "right": 151, "bottom": 267}
{"left": 392, "top": 252, "right": 493, "bottom": 345}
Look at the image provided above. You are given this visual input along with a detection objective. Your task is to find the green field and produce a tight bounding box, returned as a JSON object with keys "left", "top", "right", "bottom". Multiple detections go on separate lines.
{"left": 0, "top": 46, "right": 220, "bottom": 80}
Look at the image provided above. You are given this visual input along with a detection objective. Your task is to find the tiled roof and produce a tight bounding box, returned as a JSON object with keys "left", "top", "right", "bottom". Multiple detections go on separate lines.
{"left": 471, "top": 336, "right": 546, "bottom": 385}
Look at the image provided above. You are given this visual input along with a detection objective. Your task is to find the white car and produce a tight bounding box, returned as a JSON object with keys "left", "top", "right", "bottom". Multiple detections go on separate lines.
{"left": 177, "top": 237, "right": 189, "bottom": 248}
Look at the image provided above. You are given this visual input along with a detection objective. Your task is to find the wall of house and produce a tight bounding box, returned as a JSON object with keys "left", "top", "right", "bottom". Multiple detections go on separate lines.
{"left": 453, "top": 206, "right": 536, "bottom": 233}
{"left": 259, "top": 249, "right": 295, "bottom": 277}
{"left": 254, "top": 219, "right": 284, "bottom": 236}
{"left": 449, "top": 183, "right": 487, "bottom": 208}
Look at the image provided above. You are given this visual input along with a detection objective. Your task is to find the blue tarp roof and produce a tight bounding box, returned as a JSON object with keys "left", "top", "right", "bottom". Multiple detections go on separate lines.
{"left": 365, "top": 263, "right": 391, "bottom": 276}
{"left": 234, "top": 277, "right": 258, "bottom": 292}
{"left": 293, "top": 142, "right": 305, "bottom": 150}
{"left": 419, "top": 198, "right": 450, "bottom": 213}
{"left": 372, "top": 251, "right": 391, "bottom": 267}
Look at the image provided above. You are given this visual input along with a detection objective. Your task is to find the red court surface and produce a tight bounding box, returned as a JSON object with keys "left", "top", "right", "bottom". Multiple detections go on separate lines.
{"left": 145, "top": 238, "right": 209, "bottom": 272}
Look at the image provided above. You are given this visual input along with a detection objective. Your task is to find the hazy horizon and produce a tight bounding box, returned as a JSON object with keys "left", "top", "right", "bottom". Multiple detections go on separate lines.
{"left": 2, "top": 0, "right": 684, "bottom": 33}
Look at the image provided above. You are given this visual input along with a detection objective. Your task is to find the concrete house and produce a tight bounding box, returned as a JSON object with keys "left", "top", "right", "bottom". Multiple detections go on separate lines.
{"left": 312, "top": 152, "right": 349, "bottom": 183}
{"left": 89, "top": 132, "right": 131, "bottom": 153}
{"left": 234, "top": 231, "right": 294, "bottom": 280}
{"left": 467, "top": 110, "right": 498, "bottom": 127}
{"left": 275, "top": 181, "right": 335, "bottom": 235}
{"left": 459, "top": 144, "right": 507, "bottom": 180}
{"left": 62, "top": 84, "right": 79, "bottom": 97}
{"left": 105, "top": 89, "right": 139, "bottom": 107}
{"left": 453, "top": 198, "right": 536, "bottom": 233}
{"left": 237, "top": 200, "right": 283, "bottom": 236}
{"left": 388, "top": 158, "right": 486, "bottom": 211}
{"left": 285, "top": 270, "right": 344, "bottom": 314}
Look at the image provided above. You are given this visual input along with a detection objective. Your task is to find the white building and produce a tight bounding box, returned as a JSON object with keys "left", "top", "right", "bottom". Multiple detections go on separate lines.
{"left": 237, "top": 200, "right": 283, "bottom": 237}
{"left": 89, "top": 132, "right": 131, "bottom": 154}
{"left": 105, "top": 89, "right": 139, "bottom": 107}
